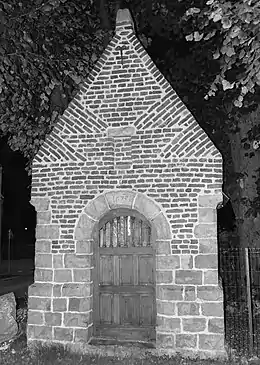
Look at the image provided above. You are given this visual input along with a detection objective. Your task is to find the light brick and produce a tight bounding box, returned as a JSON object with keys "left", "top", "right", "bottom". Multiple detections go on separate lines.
{"left": 53, "top": 284, "right": 62, "bottom": 297}
{"left": 198, "top": 208, "right": 217, "bottom": 223}
{"left": 27, "top": 311, "right": 44, "bottom": 325}
{"left": 45, "top": 312, "right": 62, "bottom": 326}
{"left": 54, "top": 269, "right": 72, "bottom": 282}
{"left": 199, "top": 239, "right": 217, "bottom": 253}
{"left": 176, "top": 334, "right": 197, "bottom": 349}
{"left": 133, "top": 193, "right": 161, "bottom": 220}
{"left": 53, "top": 298, "right": 67, "bottom": 312}
{"left": 184, "top": 286, "right": 196, "bottom": 301}
{"left": 201, "top": 302, "right": 223, "bottom": 317}
{"left": 156, "top": 255, "right": 180, "bottom": 270}
{"left": 208, "top": 318, "right": 224, "bottom": 333}
{"left": 28, "top": 283, "right": 53, "bottom": 297}
{"left": 76, "top": 240, "right": 93, "bottom": 254}
{"left": 64, "top": 312, "right": 92, "bottom": 327}
{"left": 37, "top": 211, "right": 51, "bottom": 224}
{"left": 182, "top": 318, "right": 207, "bottom": 332}
{"left": 156, "top": 332, "right": 175, "bottom": 348}
{"left": 36, "top": 225, "right": 59, "bottom": 239}
{"left": 105, "top": 190, "right": 136, "bottom": 209}
{"left": 62, "top": 283, "right": 91, "bottom": 297}
{"left": 157, "top": 316, "right": 181, "bottom": 333}
{"left": 197, "top": 286, "right": 223, "bottom": 301}
{"left": 156, "top": 270, "right": 173, "bottom": 283}
{"left": 34, "top": 268, "right": 53, "bottom": 282}
{"left": 198, "top": 195, "right": 223, "bottom": 208}
{"left": 152, "top": 212, "right": 172, "bottom": 239}
{"left": 54, "top": 327, "right": 73, "bottom": 342}
{"left": 157, "top": 300, "right": 176, "bottom": 316}
{"left": 199, "top": 334, "right": 225, "bottom": 351}
{"left": 155, "top": 240, "right": 171, "bottom": 254}
{"left": 35, "top": 253, "right": 52, "bottom": 268}
{"left": 195, "top": 255, "right": 217, "bottom": 269}
{"left": 84, "top": 195, "right": 109, "bottom": 220}
{"left": 27, "top": 325, "right": 52, "bottom": 340}
{"left": 35, "top": 240, "right": 51, "bottom": 253}
{"left": 177, "top": 302, "right": 199, "bottom": 316}
{"left": 75, "top": 214, "right": 96, "bottom": 240}
{"left": 157, "top": 285, "right": 183, "bottom": 301}
{"left": 74, "top": 327, "right": 93, "bottom": 343}
{"left": 68, "top": 298, "right": 92, "bottom": 312}
{"left": 73, "top": 268, "right": 92, "bottom": 282}
{"left": 180, "top": 255, "right": 193, "bottom": 269}
{"left": 53, "top": 254, "right": 64, "bottom": 268}
{"left": 194, "top": 224, "right": 217, "bottom": 238}
{"left": 31, "top": 198, "right": 50, "bottom": 211}
{"left": 64, "top": 254, "right": 92, "bottom": 268}
{"left": 175, "top": 270, "right": 202, "bottom": 285}
{"left": 203, "top": 270, "right": 219, "bottom": 285}
{"left": 107, "top": 126, "right": 135, "bottom": 138}
{"left": 28, "top": 298, "right": 51, "bottom": 311}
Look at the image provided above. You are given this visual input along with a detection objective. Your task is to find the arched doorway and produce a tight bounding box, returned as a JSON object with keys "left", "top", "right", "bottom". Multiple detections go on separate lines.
{"left": 92, "top": 208, "right": 156, "bottom": 345}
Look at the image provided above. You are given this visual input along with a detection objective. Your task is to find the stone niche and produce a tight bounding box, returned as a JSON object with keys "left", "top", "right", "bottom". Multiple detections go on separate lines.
{"left": 27, "top": 8, "right": 226, "bottom": 359}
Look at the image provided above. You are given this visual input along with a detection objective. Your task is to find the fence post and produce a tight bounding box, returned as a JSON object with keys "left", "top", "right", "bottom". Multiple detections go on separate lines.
{"left": 245, "top": 247, "right": 254, "bottom": 356}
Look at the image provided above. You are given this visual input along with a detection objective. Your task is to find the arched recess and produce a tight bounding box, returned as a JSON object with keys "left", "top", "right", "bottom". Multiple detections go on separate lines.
{"left": 73, "top": 190, "right": 172, "bottom": 345}
{"left": 74, "top": 190, "right": 172, "bottom": 243}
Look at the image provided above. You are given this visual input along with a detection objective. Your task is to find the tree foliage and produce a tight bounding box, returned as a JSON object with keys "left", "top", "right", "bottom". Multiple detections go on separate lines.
{"left": 183, "top": 0, "right": 260, "bottom": 107}
{"left": 0, "top": 0, "right": 111, "bottom": 160}
{"left": 1, "top": 0, "right": 260, "bottom": 245}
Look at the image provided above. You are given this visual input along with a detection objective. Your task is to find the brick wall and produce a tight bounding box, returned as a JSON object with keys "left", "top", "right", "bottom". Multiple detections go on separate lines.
{"left": 27, "top": 8, "right": 226, "bottom": 359}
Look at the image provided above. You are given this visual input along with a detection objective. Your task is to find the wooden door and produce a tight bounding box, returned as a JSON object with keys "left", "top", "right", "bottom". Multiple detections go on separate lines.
{"left": 93, "top": 209, "right": 156, "bottom": 344}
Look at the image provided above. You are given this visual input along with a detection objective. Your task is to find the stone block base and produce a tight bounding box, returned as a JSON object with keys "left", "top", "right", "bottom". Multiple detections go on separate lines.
{"left": 27, "top": 337, "right": 227, "bottom": 361}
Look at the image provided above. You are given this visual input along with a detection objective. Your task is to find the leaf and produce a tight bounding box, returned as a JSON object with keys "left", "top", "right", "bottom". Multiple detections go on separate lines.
{"left": 241, "top": 86, "right": 248, "bottom": 94}
{"left": 185, "top": 7, "right": 201, "bottom": 16}
{"left": 204, "top": 30, "right": 216, "bottom": 40}
{"left": 213, "top": 12, "right": 222, "bottom": 22}
{"left": 213, "top": 50, "right": 220, "bottom": 59}
{"left": 234, "top": 99, "right": 243, "bottom": 107}
{"left": 222, "top": 79, "right": 235, "bottom": 90}
{"left": 194, "top": 31, "right": 204, "bottom": 41}
{"left": 229, "top": 26, "right": 240, "bottom": 39}
{"left": 185, "top": 33, "right": 193, "bottom": 41}
{"left": 222, "top": 17, "right": 232, "bottom": 29}
{"left": 226, "top": 46, "right": 235, "bottom": 57}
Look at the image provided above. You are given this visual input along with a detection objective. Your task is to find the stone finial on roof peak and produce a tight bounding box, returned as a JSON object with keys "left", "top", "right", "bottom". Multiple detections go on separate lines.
{"left": 116, "top": 8, "right": 134, "bottom": 31}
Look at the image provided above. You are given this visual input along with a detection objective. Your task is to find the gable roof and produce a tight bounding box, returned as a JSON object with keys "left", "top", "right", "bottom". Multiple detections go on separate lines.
{"left": 34, "top": 8, "right": 221, "bottom": 164}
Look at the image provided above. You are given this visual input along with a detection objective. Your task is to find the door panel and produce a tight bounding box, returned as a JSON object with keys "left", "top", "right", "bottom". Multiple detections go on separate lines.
{"left": 119, "top": 294, "right": 138, "bottom": 325}
{"left": 140, "top": 295, "right": 154, "bottom": 325}
{"left": 99, "top": 294, "right": 112, "bottom": 324}
{"left": 100, "top": 256, "right": 113, "bottom": 285}
{"left": 139, "top": 255, "right": 154, "bottom": 284}
{"left": 120, "top": 255, "right": 134, "bottom": 285}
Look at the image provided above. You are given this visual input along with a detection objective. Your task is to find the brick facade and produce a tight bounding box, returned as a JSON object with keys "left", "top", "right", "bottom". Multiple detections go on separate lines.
{"left": 27, "top": 8, "right": 226, "bottom": 359}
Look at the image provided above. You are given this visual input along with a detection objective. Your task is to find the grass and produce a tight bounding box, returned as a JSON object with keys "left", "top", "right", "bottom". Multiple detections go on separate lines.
{"left": 0, "top": 340, "right": 236, "bottom": 365}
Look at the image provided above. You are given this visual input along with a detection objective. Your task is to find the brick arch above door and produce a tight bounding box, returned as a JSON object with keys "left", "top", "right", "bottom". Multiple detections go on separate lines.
{"left": 74, "top": 190, "right": 172, "bottom": 243}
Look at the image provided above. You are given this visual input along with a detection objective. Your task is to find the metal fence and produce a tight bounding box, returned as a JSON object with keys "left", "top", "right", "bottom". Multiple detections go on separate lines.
{"left": 219, "top": 248, "right": 260, "bottom": 357}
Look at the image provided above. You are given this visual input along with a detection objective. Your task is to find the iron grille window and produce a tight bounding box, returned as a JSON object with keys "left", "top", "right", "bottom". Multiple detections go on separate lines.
{"left": 99, "top": 215, "right": 151, "bottom": 248}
